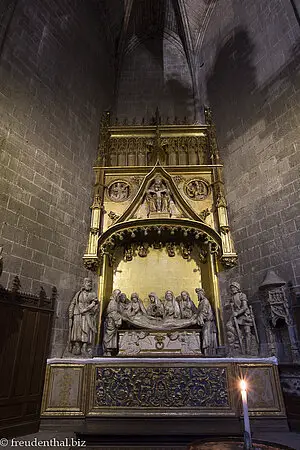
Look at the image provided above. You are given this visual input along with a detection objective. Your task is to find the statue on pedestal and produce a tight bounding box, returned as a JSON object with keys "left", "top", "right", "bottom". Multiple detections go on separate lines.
{"left": 68, "top": 278, "right": 99, "bottom": 356}
{"left": 196, "top": 288, "right": 217, "bottom": 356}
{"left": 226, "top": 281, "right": 259, "bottom": 355}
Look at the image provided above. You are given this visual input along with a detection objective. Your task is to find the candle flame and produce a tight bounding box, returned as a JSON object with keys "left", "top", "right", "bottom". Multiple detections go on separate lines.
{"left": 240, "top": 379, "right": 247, "bottom": 391}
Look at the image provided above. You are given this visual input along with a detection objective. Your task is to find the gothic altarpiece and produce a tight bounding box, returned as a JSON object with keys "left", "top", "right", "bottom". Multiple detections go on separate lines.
{"left": 42, "top": 110, "right": 287, "bottom": 433}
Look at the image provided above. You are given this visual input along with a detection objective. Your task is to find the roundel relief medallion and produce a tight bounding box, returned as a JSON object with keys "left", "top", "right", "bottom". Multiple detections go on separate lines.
{"left": 107, "top": 181, "right": 130, "bottom": 202}
{"left": 184, "top": 179, "right": 209, "bottom": 201}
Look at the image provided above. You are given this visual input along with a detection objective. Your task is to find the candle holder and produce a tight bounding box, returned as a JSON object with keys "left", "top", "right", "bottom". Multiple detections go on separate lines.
{"left": 240, "top": 380, "right": 253, "bottom": 450}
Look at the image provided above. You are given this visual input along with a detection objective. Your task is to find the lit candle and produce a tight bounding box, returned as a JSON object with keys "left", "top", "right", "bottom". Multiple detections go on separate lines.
{"left": 240, "top": 380, "right": 252, "bottom": 449}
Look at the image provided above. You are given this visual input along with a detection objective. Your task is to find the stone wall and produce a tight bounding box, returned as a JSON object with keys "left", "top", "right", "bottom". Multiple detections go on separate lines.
{"left": 200, "top": 0, "right": 300, "bottom": 297}
{"left": 0, "top": 0, "right": 114, "bottom": 356}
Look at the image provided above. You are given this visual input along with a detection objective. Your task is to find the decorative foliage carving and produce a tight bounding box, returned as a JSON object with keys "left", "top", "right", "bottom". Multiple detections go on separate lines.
{"left": 83, "top": 258, "right": 100, "bottom": 272}
{"left": 108, "top": 211, "right": 120, "bottom": 223}
{"left": 180, "top": 243, "right": 192, "bottom": 260}
{"left": 166, "top": 242, "right": 175, "bottom": 257}
{"left": 172, "top": 175, "right": 184, "bottom": 185}
{"left": 95, "top": 366, "right": 229, "bottom": 408}
{"left": 124, "top": 245, "right": 134, "bottom": 262}
{"left": 199, "top": 208, "right": 210, "bottom": 222}
{"left": 220, "top": 256, "right": 238, "bottom": 269}
{"left": 130, "top": 176, "right": 144, "bottom": 186}
{"left": 138, "top": 243, "right": 149, "bottom": 257}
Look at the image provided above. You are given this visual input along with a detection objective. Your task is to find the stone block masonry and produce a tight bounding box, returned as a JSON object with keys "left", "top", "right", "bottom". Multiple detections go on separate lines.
{"left": 0, "top": 0, "right": 114, "bottom": 356}
{"left": 201, "top": 0, "right": 300, "bottom": 298}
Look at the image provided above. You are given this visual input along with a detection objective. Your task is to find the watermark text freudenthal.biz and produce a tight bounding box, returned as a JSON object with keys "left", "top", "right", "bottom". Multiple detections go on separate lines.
{"left": 0, "top": 437, "right": 86, "bottom": 447}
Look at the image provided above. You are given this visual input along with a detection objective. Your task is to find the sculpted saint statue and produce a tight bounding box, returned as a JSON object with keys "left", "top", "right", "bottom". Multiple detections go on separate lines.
{"left": 196, "top": 288, "right": 217, "bottom": 356}
{"left": 226, "top": 281, "right": 258, "bottom": 355}
{"left": 178, "top": 291, "right": 197, "bottom": 319}
{"left": 68, "top": 278, "right": 99, "bottom": 356}
{"left": 146, "top": 292, "right": 165, "bottom": 318}
{"left": 164, "top": 290, "right": 181, "bottom": 318}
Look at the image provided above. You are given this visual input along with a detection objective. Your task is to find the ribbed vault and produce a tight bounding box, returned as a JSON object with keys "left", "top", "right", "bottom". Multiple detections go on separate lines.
{"left": 101, "top": 0, "right": 217, "bottom": 122}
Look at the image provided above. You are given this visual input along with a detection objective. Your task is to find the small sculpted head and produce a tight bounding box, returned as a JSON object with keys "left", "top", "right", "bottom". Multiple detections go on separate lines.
{"left": 230, "top": 281, "right": 240, "bottom": 295}
{"left": 111, "top": 289, "right": 121, "bottom": 300}
{"left": 149, "top": 292, "right": 157, "bottom": 303}
{"left": 119, "top": 293, "right": 128, "bottom": 303}
{"left": 131, "top": 293, "right": 139, "bottom": 303}
{"left": 181, "top": 291, "right": 189, "bottom": 301}
{"left": 195, "top": 287, "right": 205, "bottom": 300}
{"left": 83, "top": 278, "right": 92, "bottom": 291}
{"left": 165, "top": 290, "right": 174, "bottom": 301}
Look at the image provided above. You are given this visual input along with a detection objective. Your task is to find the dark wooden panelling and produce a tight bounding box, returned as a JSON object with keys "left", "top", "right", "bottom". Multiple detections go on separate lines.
{"left": 0, "top": 284, "right": 55, "bottom": 437}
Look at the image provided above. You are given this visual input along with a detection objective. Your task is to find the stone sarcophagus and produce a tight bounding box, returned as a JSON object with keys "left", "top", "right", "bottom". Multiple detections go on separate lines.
{"left": 118, "top": 329, "right": 202, "bottom": 357}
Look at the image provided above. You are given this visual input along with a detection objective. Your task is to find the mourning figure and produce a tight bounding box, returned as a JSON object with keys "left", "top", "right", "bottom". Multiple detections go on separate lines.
{"left": 146, "top": 292, "right": 165, "bottom": 318}
{"left": 178, "top": 291, "right": 197, "bottom": 319}
{"left": 196, "top": 288, "right": 217, "bottom": 356}
{"left": 164, "top": 290, "right": 181, "bottom": 318}
{"left": 128, "top": 292, "right": 147, "bottom": 317}
{"left": 103, "top": 289, "right": 122, "bottom": 356}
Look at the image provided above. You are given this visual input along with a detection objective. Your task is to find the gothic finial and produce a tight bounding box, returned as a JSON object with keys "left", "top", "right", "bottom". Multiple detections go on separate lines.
{"left": 204, "top": 105, "right": 213, "bottom": 125}
{"left": 155, "top": 107, "right": 161, "bottom": 125}
{"left": 39, "top": 286, "right": 47, "bottom": 303}
{"left": 51, "top": 286, "right": 58, "bottom": 301}
{"left": 12, "top": 276, "right": 21, "bottom": 293}
{"left": 132, "top": 117, "right": 136, "bottom": 125}
{"left": 115, "top": 117, "right": 119, "bottom": 125}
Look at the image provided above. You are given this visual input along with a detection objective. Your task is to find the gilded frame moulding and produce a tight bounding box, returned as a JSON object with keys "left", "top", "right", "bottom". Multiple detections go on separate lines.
{"left": 41, "top": 364, "right": 88, "bottom": 417}
{"left": 237, "top": 363, "right": 286, "bottom": 416}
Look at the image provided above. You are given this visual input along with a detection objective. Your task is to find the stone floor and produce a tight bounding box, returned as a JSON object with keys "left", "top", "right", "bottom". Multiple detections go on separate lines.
{"left": 3, "top": 429, "right": 300, "bottom": 450}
